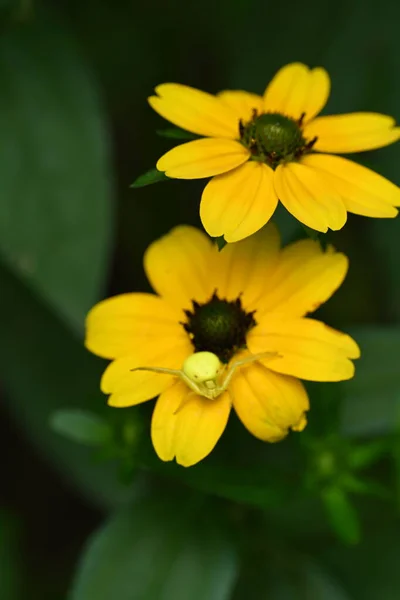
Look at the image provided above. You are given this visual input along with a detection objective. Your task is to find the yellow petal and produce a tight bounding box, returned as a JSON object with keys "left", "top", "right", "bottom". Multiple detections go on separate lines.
{"left": 304, "top": 113, "right": 400, "bottom": 153}
{"left": 85, "top": 293, "right": 184, "bottom": 359}
{"left": 102, "top": 342, "right": 192, "bottom": 393}
{"left": 231, "top": 361, "right": 309, "bottom": 441}
{"left": 248, "top": 317, "right": 360, "bottom": 382}
{"left": 101, "top": 338, "right": 192, "bottom": 408}
{"left": 156, "top": 138, "right": 250, "bottom": 179}
{"left": 144, "top": 225, "right": 215, "bottom": 311}
{"left": 200, "top": 162, "right": 278, "bottom": 242}
{"left": 213, "top": 223, "right": 281, "bottom": 309}
{"left": 148, "top": 83, "right": 239, "bottom": 138}
{"left": 263, "top": 63, "right": 330, "bottom": 121}
{"left": 256, "top": 238, "right": 349, "bottom": 317}
{"left": 151, "top": 380, "right": 231, "bottom": 467}
{"left": 274, "top": 162, "right": 347, "bottom": 232}
{"left": 108, "top": 368, "right": 172, "bottom": 407}
{"left": 301, "top": 154, "right": 400, "bottom": 218}
{"left": 217, "top": 90, "right": 264, "bottom": 123}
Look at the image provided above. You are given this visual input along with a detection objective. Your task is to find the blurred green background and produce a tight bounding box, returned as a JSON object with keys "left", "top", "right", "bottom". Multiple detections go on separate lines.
{"left": 1, "top": 0, "right": 400, "bottom": 598}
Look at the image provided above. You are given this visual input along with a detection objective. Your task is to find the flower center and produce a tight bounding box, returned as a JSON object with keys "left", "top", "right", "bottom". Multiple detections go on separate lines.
{"left": 182, "top": 291, "right": 256, "bottom": 363}
{"left": 239, "top": 110, "right": 317, "bottom": 168}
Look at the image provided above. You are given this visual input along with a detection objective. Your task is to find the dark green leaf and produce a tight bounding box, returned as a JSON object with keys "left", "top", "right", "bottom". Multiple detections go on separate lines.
{"left": 267, "top": 561, "right": 352, "bottom": 600}
{"left": 0, "top": 261, "right": 135, "bottom": 510}
{"left": 50, "top": 409, "right": 112, "bottom": 447}
{"left": 293, "top": 561, "right": 352, "bottom": 600}
{"left": 156, "top": 127, "right": 198, "bottom": 140}
{"left": 140, "top": 428, "right": 293, "bottom": 510}
{"left": 131, "top": 168, "right": 170, "bottom": 188}
{"left": 322, "top": 520, "right": 400, "bottom": 600}
{"left": 322, "top": 486, "right": 361, "bottom": 545}
{"left": 0, "top": 13, "right": 113, "bottom": 332}
{"left": 70, "top": 490, "right": 238, "bottom": 600}
{"left": 174, "top": 464, "right": 286, "bottom": 508}
{"left": 368, "top": 219, "right": 400, "bottom": 323}
{"left": 339, "top": 474, "right": 389, "bottom": 499}
{"left": 232, "top": 550, "right": 351, "bottom": 600}
{"left": 347, "top": 440, "right": 389, "bottom": 470}
{"left": 341, "top": 327, "right": 400, "bottom": 437}
{"left": 392, "top": 435, "right": 400, "bottom": 505}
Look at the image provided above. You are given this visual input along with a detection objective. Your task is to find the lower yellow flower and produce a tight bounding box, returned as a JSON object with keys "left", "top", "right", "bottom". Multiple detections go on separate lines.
{"left": 85, "top": 225, "right": 360, "bottom": 467}
{"left": 149, "top": 62, "right": 400, "bottom": 242}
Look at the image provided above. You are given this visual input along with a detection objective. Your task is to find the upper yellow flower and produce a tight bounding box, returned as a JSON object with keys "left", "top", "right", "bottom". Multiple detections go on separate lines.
{"left": 149, "top": 62, "right": 400, "bottom": 242}
{"left": 85, "top": 224, "right": 359, "bottom": 467}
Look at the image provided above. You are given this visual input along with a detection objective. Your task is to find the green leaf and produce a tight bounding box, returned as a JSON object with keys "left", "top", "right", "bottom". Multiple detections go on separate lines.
{"left": 341, "top": 327, "right": 400, "bottom": 437}
{"left": 322, "top": 520, "right": 400, "bottom": 600}
{"left": 232, "top": 549, "right": 352, "bottom": 600}
{"left": 0, "top": 12, "right": 113, "bottom": 332}
{"left": 339, "top": 474, "right": 389, "bottom": 499}
{"left": 293, "top": 561, "right": 352, "bottom": 600}
{"left": 347, "top": 440, "right": 389, "bottom": 470}
{"left": 392, "top": 435, "right": 400, "bottom": 507}
{"left": 267, "top": 561, "right": 352, "bottom": 600}
{"left": 368, "top": 219, "right": 400, "bottom": 323}
{"left": 50, "top": 409, "right": 112, "bottom": 447}
{"left": 321, "top": 486, "right": 361, "bottom": 545}
{"left": 131, "top": 168, "right": 170, "bottom": 188}
{"left": 156, "top": 127, "right": 198, "bottom": 140}
{"left": 0, "top": 261, "right": 135, "bottom": 510}
{"left": 69, "top": 490, "right": 238, "bottom": 600}
{"left": 173, "top": 464, "right": 286, "bottom": 508}
{"left": 140, "top": 426, "right": 293, "bottom": 510}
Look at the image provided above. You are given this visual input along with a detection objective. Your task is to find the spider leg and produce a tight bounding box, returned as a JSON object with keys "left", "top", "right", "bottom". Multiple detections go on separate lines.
{"left": 226, "top": 387, "right": 234, "bottom": 406}
{"left": 130, "top": 365, "right": 182, "bottom": 376}
{"left": 178, "top": 371, "right": 206, "bottom": 397}
{"left": 221, "top": 351, "right": 279, "bottom": 391}
{"left": 131, "top": 366, "right": 209, "bottom": 399}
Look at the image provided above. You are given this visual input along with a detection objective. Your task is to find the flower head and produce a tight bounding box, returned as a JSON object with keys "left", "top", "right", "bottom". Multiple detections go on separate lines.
{"left": 149, "top": 63, "right": 400, "bottom": 242}
{"left": 85, "top": 224, "right": 360, "bottom": 467}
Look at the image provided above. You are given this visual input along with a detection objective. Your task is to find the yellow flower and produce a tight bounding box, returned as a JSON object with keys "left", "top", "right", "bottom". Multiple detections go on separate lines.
{"left": 85, "top": 224, "right": 360, "bottom": 467}
{"left": 149, "top": 62, "right": 400, "bottom": 242}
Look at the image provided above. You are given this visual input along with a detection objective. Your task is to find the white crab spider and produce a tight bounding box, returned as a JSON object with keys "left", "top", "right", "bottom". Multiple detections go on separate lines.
{"left": 131, "top": 350, "right": 278, "bottom": 401}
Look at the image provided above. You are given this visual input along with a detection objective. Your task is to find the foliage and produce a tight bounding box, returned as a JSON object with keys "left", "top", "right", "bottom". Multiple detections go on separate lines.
{"left": 1, "top": 0, "right": 400, "bottom": 598}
